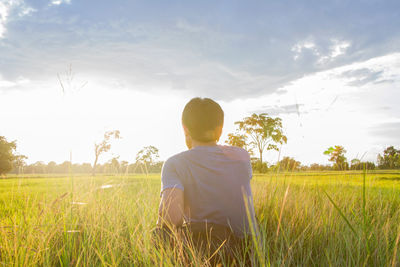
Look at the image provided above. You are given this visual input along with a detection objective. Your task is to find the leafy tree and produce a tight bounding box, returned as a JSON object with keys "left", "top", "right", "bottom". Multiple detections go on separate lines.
{"left": 0, "top": 136, "right": 19, "bottom": 176}
{"left": 135, "top": 146, "right": 160, "bottom": 175}
{"left": 120, "top": 160, "right": 129, "bottom": 173}
{"left": 12, "top": 154, "right": 28, "bottom": 174}
{"left": 234, "top": 113, "right": 287, "bottom": 165}
{"left": 225, "top": 133, "right": 247, "bottom": 148}
{"left": 351, "top": 158, "right": 361, "bottom": 166}
{"left": 109, "top": 156, "right": 120, "bottom": 173}
{"left": 79, "top": 163, "right": 93, "bottom": 173}
{"left": 249, "top": 157, "right": 268, "bottom": 173}
{"left": 47, "top": 161, "right": 57, "bottom": 173}
{"left": 350, "top": 160, "right": 375, "bottom": 170}
{"left": 32, "top": 161, "right": 46, "bottom": 174}
{"left": 278, "top": 156, "right": 301, "bottom": 171}
{"left": 225, "top": 132, "right": 254, "bottom": 155}
{"left": 309, "top": 163, "right": 332, "bottom": 171}
{"left": 148, "top": 161, "right": 164, "bottom": 173}
{"left": 377, "top": 146, "right": 400, "bottom": 169}
{"left": 60, "top": 161, "right": 72, "bottom": 173}
{"left": 324, "top": 145, "right": 348, "bottom": 170}
{"left": 92, "top": 130, "right": 121, "bottom": 176}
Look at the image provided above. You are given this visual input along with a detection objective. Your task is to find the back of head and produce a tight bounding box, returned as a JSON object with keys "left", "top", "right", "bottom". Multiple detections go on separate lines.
{"left": 182, "top": 98, "right": 224, "bottom": 142}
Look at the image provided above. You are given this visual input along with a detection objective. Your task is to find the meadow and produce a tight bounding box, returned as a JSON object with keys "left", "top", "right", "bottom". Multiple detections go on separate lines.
{"left": 1, "top": 171, "right": 400, "bottom": 266}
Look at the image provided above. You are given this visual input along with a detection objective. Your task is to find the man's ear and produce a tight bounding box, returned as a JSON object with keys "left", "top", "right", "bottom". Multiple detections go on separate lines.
{"left": 215, "top": 125, "right": 223, "bottom": 141}
{"left": 182, "top": 124, "right": 193, "bottom": 149}
{"left": 182, "top": 124, "right": 190, "bottom": 137}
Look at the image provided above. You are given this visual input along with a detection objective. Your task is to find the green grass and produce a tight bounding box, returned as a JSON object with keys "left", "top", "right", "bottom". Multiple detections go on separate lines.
{"left": 1, "top": 171, "right": 400, "bottom": 266}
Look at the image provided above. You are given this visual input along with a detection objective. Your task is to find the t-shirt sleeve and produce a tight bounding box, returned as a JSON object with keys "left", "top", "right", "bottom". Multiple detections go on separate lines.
{"left": 160, "top": 158, "right": 184, "bottom": 196}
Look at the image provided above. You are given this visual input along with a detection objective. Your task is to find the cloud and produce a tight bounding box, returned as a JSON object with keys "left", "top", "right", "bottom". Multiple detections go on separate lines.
{"left": 330, "top": 40, "right": 351, "bottom": 58}
{"left": 49, "top": 0, "right": 71, "bottom": 7}
{"left": 0, "top": 0, "right": 35, "bottom": 38}
{"left": 0, "top": 75, "right": 30, "bottom": 90}
{"left": 340, "top": 68, "right": 394, "bottom": 86}
{"left": 253, "top": 104, "right": 304, "bottom": 116}
{"left": 0, "top": 0, "right": 36, "bottom": 39}
{"left": 0, "top": 79, "right": 16, "bottom": 87}
{"left": 0, "top": 0, "right": 14, "bottom": 38}
{"left": 369, "top": 121, "right": 400, "bottom": 143}
{"left": 0, "top": 4, "right": 8, "bottom": 38}
{"left": 0, "top": 1, "right": 400, "bottom": 100}
{"left": 291, "top": 39, "right": 351, "bottom": 63}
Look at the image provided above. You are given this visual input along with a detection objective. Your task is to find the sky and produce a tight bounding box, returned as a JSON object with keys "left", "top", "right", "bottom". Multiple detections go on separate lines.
{"left": 0, "top": 0, "right": 399, "bottom": 166}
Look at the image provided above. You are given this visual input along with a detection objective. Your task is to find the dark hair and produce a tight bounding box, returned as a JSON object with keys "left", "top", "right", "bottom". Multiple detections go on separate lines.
{"left": 182, "top": 97, "right": 224, "bottom": 142}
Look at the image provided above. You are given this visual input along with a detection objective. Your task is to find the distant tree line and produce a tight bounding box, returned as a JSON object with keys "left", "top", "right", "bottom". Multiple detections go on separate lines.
{"left": 1, "top": 118, "right": 400, "bottom": 175}
{"left": 1, "top": 133, "right": 163, "bottom": 175}
{"left": 268, "top": 145, "right": 399, "bottom": 172}
{"left": 320, "top": 145, "right": 400, "bottom": 171}
{"left": 377, "top": 146, "right": 400, "bottom": 169}
{"left": 269, "top": 156, "right": 376, "bottom": 172}
{"left": 10, "top": 159, "right": 164, "bottom": 175}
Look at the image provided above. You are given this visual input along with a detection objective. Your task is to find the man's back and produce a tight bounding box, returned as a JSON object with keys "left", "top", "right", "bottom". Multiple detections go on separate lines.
{"left": 161, "top": 145, "right": 256, "bottom": 236}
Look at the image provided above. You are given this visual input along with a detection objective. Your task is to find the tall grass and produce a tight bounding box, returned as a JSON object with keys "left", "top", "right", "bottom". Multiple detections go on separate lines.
{"left": 0, "top": 171, "right": 399, "bottom": 266}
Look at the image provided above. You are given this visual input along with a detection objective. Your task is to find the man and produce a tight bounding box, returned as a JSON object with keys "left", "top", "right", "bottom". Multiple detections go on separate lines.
{"left": 156, "top": 97, "right": 256, "bottom": 265}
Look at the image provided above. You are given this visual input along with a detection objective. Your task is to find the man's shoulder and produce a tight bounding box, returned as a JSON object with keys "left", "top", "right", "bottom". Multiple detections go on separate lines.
{"left": 220, "top": 145, "right": 249, "bottom": 154}
{"left": 164, "top": 145, "right": 250, "bottom": 165}
{"left": 219, "top": 145, "right": 251, "bottom": 161}
{"left": 163, "top": 150, "right": 190, "bottom": 166}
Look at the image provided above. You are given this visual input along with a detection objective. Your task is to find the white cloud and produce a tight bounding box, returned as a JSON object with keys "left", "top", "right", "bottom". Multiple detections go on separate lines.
{"left": 49, "top": 0, "right": 71, "bottom": 6}
{"left": 0, "top": 79, "right": 16, "bottom": 87}
{"left": 17, "top": 5, "right": 35, "bottom": 17}
{"left": 291, "top": 40, "right": 318, "bottom": 60}
{"left": 0, "top": 1, "right": 11, "bottom": 38}
{"left": 0, "top": 75, "right": 29, "bottom": 88}
{"left": 292, "top": 38, "right": 351, "bottom": 64}
{"left": 0, "top": 53, "right": 398, "bottom": 165}
{"left": 334, "top": 53, "right": 400, "bottom": 86}
{"left": 0, "top": 1, "right": 398, "bottom": 106}
{"left": 0, "top": 0, "right": 36, "bottom": 38}
{"left": 237, "top": 52, "right": 400, "bottom": 164}
{"left": 330, "top": 39, "right": 351, "bottom": 58}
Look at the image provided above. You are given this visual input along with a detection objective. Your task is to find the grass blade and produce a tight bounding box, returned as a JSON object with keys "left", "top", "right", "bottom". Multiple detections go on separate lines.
{"left": 323, "top": 189, "right": 358, "bottom": 237}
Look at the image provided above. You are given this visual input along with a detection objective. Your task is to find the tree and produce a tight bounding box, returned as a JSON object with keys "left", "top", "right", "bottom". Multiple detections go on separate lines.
{"left": 47, "top": 161, "right": 57, "bottom": 173}
{"left": 59, "top": 161, "right": 72, "bottom": 173}
{"left": 225, "top": 132, "right": 253, "bottom": 155}
{"left": 92, "top": 130, "right": 121, "bottom": 176}
{"left": 377, "top": 146, "right": 400, "bottom": 169}
{"left": 309, "top": 163, "right": 332, "bottom": 171}
{"left": 120, "top": 160, "right": 129, "bottom": 174}
{"left": 0, "top": 136, "right": 18, "bottom": 176}
{"left": 109, "top": 156, "right": 120, "bottom": 173}
{"left": 251, "top": 158, "right": 268, "bottom": 173}
{"left": 351, "top": 158, "right": 360, "bottom": 167}
{"left": 12, "top": 154, "right": 28, "bottom": 174}
{"left": 350, "top": 159, "right": 375, "bottom": 170}
{"left": 135, "top": 146, "right": 160, "bottom": 175}
{"left": 324, "top": 145, "right": 348, "bottom": 170}
{"left": 32, "top": 161, "right": 46, "bottom": 174}
{"left": 234, "top": 113, "right": 287, "bottom": 164}
{"left": 225, "top": 133, "right": 247, "bottom": 148}
{"left": 79, "top": 163, "right": 93, "bottom": 173}
{"left": 278, "top": 156, "right": 301, "bottom": 171}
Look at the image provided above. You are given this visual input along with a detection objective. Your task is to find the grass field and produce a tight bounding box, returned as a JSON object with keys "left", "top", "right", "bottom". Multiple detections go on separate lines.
{"left": 1, "top": 171, "right": 400, "bottom": 266}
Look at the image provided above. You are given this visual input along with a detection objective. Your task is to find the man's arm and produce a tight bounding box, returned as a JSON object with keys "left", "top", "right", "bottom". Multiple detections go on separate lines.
{"left": 157, "top": 187, "right": 184, "bottom": 227}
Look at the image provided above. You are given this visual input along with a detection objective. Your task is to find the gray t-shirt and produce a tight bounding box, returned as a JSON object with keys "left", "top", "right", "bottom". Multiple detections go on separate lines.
{"left": 161, "top": 145, "right": 256, "bottom": 236}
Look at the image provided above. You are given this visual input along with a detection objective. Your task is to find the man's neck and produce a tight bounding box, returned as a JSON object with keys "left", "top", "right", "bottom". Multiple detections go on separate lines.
{"left": 191, "top": 140, "right": 217, "bottom": 148}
